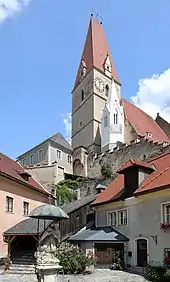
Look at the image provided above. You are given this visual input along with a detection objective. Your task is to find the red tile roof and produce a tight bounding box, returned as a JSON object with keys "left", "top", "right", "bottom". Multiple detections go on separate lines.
{"left": 0, "top": 152, "right": 49, "bottom": 195}
{"left": 135, "top": 153, "right": 170, "bottom": 194}
{"left": 92, "top": 153, "right": 170, "bottom": 206}
{"left": 117, "top": 158, "right": 153, "bottom": 173}
{"left": 92, "top": 174, "right": 124, "bottom": 206}
{"left": 73, "top": 16, "right": 120, "bottom": 89}
{"left": 123, "top": 99, "right": 170, "bottom": 143}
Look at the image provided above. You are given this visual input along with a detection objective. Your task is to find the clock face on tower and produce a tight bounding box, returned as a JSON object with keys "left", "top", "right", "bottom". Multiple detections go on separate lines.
{"left": 94, "top": 77, "right": 105, "bottom": 93}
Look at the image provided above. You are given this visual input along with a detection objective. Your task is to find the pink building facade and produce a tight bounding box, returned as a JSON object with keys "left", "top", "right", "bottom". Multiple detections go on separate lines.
{"left": 0, "top": 153, "right": 50, "bottom": 257}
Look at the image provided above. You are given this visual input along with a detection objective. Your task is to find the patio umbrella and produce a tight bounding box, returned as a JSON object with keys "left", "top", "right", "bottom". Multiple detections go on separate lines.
{"left": 29, "top": 204, "right": 69, "bottom": 220}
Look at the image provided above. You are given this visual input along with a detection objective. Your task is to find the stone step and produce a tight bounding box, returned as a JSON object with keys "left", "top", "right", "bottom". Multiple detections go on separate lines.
{"left": 6, "top": 264, "right": 36, "bottom": 275}
{"left": 12, "top": 258, "right": 35, "bottom": 262}
{"left": 12, "top": 256, "right": 35, "bottom": 260}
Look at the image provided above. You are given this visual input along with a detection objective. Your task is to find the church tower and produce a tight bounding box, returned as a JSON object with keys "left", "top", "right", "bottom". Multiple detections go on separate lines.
{"left": 72, "top": 16, "right": 121, "bottom": 153}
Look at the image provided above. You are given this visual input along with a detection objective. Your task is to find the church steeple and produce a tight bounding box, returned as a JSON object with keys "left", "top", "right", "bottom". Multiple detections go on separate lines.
{"left": 73, "top": 16, "right": 120, "bottom": 90}
{"left": 72, "top": 16, "right": 121, "bottom": 154}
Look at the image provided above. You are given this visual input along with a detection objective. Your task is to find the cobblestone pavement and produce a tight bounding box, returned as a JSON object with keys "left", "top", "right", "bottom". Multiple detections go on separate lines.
{"left": 0, "top": 269, "right": 149, "bottom": 282}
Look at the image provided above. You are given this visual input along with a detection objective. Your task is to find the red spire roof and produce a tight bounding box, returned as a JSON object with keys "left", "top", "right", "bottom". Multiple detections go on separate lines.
{"left": 73, "top": 16, "right": 119, "bottom": 90}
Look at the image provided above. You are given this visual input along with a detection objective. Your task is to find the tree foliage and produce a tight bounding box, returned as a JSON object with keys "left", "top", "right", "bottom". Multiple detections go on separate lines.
{"left": 56, "top": 178, "right": 83, "bottom": 205}
{"left": 101, "top": 162, "right": 113, "bottom": 179}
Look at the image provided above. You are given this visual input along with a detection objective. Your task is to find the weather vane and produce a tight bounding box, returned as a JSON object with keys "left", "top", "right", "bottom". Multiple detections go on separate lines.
{"left": 90, "top": 9, "right": 103, "bottom": 24}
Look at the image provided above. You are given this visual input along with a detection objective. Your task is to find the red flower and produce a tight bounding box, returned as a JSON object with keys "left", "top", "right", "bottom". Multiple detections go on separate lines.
{"left": 164, "top": 256, "right": 170, "bottom": 265}
{"left": 160, "top": 222, "right": 170, "bottom": 231}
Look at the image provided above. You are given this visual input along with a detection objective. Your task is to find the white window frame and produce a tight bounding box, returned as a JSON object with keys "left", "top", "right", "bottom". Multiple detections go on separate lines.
{"left": 23, "top": 201, "right": 29, "bottom": 216}
{"left": 107, "top": 211, "right": 117, "bottom": 226}
{"left": 38, "top": 149, "right": 44, "bottom": 161}
{"left": 118, "top": 209, "right": 127, "bottom": 226}
{"left": 30, "top": 154, "right": 34, "bottom": 164}
{"left": 107, "top": 208, "right": 128, "bottom": 227}
{"left": 23, "top": 159, "right": 26, "bottom": 166}
{"left": 161, "top": 202, "right": 170, "bottom": 223}
{"left": 6, "top": 196, "right": 14, "bottom": 213}
{"left": 68, "top": 155, "right": 72, "bottom": 164}
{"left": 57, "top": 149, "right": 61, "bottom": 159}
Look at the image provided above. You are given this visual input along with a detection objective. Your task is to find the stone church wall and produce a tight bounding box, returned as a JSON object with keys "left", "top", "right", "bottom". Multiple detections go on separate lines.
{"left": 87, "top": 137, "right": 170, "bottom": 179}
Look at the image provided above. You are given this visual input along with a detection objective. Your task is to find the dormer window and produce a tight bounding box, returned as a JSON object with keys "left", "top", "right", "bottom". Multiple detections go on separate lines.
{"left": 19, "top": 171, "right": 31, "bottom": 181}
{"left": 80, "top": 59, "right": 86, "bottom": 80}
{"left": 147, "top": 132, "right": 152, "bottom": 138}
{"left": 103, "top": 54, "right": 111, "bottom": 77}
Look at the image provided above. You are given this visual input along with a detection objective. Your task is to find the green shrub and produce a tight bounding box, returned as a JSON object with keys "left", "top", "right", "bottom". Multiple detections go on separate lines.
{"left": 110, "top": 249, "right": 125, "bottom": 271}
{"left": 56, "top": 242, "right": 96, "bottom": 274}
{"left": 163, "top": 271, "right": 170, "bottom": 282}
{"left": 145, "top": 265, "right": 166, "bottom": 281}
{"left": 101, "top": 163, "right": 113, "bottom": 179}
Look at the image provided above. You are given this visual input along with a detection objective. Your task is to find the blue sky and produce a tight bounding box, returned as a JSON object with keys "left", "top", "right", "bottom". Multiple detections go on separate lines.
{"left": 1, "top": 0, "right": 170, "bottom": 159}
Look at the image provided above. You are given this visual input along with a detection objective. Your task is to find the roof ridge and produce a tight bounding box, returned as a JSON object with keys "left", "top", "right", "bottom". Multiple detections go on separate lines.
{"left": 123, "top": 99, "right": 155, "bottom": 121}
{"left": 140, "top": 165, "right": 170, "bottom": 190}
{"left": 147, "top": 151, "right": 170, "bottom": 163}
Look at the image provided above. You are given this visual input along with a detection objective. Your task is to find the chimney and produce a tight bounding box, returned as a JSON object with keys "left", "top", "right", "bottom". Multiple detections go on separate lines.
{"left": 96, "top": 184, "right": 106, "bottom": 194}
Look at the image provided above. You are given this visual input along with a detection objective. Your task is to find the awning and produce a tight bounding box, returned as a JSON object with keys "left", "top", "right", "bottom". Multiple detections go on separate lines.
{"left": 69, "top": 226, "right": 129, "bottom": 242}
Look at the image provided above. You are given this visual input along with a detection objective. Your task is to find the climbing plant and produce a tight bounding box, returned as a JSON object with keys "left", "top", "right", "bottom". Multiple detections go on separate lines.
{"left": 55, "top": 178, "right": 83, "bottom": 205}
{"left": 101, "top": 162, "right": 113, "bottom": 179}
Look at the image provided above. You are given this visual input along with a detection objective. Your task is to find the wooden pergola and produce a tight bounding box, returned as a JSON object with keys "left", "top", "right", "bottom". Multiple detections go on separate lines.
{"left": 3, "top": 217, "right": 53, "bottom": 271}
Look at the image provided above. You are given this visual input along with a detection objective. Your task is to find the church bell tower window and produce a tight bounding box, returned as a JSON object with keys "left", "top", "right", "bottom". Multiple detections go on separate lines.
{"left": 114, "top": 111, "right": 118, "bottom": 124}
{"left": 105, "top": 84, "right": 109, "bottom": 97}
{"left": 81, "top": 90, "right": 84, "bottom": 101}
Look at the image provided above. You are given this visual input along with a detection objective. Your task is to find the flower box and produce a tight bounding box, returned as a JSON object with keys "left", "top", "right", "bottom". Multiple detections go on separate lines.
{"left": 160, "top": 223, "right": 170, "bottom": 232}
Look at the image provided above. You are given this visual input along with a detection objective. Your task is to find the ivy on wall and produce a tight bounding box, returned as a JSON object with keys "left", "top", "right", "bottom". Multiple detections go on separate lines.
{"left": 56, "top": 178, "right": 84, "bottom": 205}
{"left": 101, "top": 162, "right": 113, "bottom": 179}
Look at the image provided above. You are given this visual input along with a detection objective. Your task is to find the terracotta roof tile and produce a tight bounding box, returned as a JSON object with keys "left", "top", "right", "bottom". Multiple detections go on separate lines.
{"left": 123, "top": 99, "right": 170, "bottom": 143}
{"left": 92, "top": 153, "right": 170, "bottom": 206}
{"left": 73, "top": 17, "right": 119, "bottom": 89}
{"left": 91, "top": 174, "right": 124, "bottom": 206}
{"left": 0, "top": 152, "right": 49, "bottom": 195}
{"left": 135, "top": 153, "right": 170, "bottom": 194}
{"left": 117, "top": 158, "right": 152, "bottom": 173}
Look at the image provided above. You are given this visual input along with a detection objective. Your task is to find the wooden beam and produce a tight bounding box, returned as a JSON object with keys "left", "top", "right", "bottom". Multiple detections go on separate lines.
{"left": 4, "top": 236, "right": 11, "bottom": 271}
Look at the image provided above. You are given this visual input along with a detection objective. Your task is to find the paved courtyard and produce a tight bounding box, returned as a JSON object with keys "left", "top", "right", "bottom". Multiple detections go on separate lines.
{"left": 0, "top": 269, "right": 149, "bottom": 282}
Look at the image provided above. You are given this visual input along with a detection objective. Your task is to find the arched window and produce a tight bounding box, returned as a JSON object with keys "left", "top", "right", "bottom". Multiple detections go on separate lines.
{"left": 114, "top": 110, "right": 118, "bottom": 124}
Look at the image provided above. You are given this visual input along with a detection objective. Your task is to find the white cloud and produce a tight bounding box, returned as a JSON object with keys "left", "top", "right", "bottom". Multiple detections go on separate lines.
{"left": 131, "top": 68, "right": 170, "bottom": 122}
{"left": 62, "top": 112, "right": 72, "bottom": 144}
{"left": 0, "top": 0, "right": 31, "bottom": 23}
